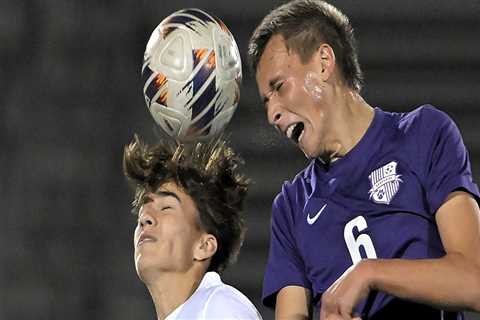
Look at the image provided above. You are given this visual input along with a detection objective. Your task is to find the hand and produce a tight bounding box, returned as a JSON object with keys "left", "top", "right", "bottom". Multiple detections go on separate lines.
{"left": 320, "top": 260, "right": 373, "bottom": 320}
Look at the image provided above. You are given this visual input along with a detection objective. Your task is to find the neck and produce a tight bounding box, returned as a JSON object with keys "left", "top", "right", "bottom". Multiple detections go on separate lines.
{"left": 321, "top": 88, "right": 374, "bottom": 163}
{"left": 144, "top": 268, "right": 207, "bottom": 320}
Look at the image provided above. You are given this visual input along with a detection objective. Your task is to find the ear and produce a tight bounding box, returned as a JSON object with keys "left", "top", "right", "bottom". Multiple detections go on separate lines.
{"left": 193, "top": 234, "right": 218, "bottom": 261}
{"left": 315, "top": 43, "right": 336, "bottom": 82}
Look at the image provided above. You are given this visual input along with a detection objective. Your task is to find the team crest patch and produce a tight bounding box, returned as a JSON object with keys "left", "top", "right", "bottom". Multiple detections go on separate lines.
{"left": 368, "top": 161, "right": 403, "bottom": 205}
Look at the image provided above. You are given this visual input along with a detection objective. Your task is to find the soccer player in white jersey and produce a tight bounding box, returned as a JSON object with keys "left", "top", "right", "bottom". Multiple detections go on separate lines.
{"left": 123, "top": 136, "right": 262, "bottom": 320}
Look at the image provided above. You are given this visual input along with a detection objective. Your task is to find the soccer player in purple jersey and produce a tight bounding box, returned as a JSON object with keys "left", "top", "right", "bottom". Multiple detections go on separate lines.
{"left": 248, "top": 1, "right": 480, "bottom": 319}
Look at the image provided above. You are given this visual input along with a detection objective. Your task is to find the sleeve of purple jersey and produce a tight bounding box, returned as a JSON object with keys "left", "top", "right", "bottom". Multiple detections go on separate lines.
{"left": 421, "top": 106, "right": 480, "bottom": 214}
{"left": 262, "top": 187, "right": 312, "bottom": 308}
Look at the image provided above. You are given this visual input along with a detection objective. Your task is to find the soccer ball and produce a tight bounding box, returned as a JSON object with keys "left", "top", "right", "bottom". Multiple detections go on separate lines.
{"left": 142, "top": 8, "right": 242, "bottom": 142}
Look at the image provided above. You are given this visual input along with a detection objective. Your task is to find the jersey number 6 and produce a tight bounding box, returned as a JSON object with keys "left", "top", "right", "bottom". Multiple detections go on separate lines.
{"left": 343, "top": 215, "right": 377, "bottom": 264}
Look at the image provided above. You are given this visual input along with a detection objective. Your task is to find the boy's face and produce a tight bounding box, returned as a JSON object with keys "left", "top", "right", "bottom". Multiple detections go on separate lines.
{"left": 133, "top": 181, "right": 206, "bottom": 279}
{"left": 256, "top": 34, "right": 335, "bottom": 159}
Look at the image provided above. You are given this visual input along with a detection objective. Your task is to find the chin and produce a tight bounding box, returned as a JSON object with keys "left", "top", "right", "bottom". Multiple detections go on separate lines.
{"left": 135, "top": 255, "right": 156, "bottom": 278}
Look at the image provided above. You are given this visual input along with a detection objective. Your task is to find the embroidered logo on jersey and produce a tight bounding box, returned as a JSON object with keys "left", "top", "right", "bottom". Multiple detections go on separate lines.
{"left": 368, "top": 161, "right": 403, "bottom": 204}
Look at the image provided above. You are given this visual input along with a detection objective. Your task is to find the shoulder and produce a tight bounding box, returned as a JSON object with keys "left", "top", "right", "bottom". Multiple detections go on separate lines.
{"left": 203, "top": 283, "right": 261, "bottom": 319}
{"left": 396, "top": 104, "right": 453, "bottom": 134}
{"left": 379, "top": 105, "right": 456, "bottom": 149}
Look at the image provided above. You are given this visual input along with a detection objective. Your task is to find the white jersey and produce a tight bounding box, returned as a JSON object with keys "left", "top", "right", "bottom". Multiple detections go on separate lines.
{"left": 166, "top": 272, "right": 262, "bottom": 320}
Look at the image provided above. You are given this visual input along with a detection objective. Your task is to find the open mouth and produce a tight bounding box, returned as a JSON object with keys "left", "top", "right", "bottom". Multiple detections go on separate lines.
{"left": 286, "top": 122, "right": 305, "bottom": 144}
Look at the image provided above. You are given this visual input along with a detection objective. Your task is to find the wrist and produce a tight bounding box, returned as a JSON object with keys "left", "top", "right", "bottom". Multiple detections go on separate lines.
{"left": 358, "top": 258, "right": 379, "bottom": 291}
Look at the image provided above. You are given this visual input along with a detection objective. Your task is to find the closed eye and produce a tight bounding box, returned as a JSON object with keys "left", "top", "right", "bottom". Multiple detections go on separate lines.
{"left": 273, "top": 81, "right": 284, "bottom": 92}
{"left": 262, "top": 80, "right": 285, "bottom": 109}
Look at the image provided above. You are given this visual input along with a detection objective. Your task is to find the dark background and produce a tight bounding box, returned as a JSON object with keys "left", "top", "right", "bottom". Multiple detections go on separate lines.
{"left": 2, "top": 1, "right": 480, "bottom": 319}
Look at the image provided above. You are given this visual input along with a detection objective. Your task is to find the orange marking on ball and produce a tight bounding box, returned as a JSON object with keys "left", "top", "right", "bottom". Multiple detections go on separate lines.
{"left": 207, "top": 51, "right": 216, "bottom": 68}
{"left": 195, "top": 48, "right": 209, "bottom": 61}
{"left": 155, "top": 74, "right": 168, "bottom": 89}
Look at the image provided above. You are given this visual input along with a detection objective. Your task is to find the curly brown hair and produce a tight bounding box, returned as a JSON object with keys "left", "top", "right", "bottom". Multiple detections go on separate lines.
{"left": 123, "top": 135, "right": 250, "bottom": 273}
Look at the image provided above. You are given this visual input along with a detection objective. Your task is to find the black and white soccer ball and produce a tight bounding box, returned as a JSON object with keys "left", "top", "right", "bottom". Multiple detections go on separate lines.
{"left": 142, "top": 8, "right": 242, "bottom": 142}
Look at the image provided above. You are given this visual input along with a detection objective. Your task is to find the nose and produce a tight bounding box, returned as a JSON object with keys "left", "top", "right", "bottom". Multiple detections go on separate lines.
{"left": 266, "top": 97, "right": 283, "bottom": 126}
{"left": 138, "top": 211, "right": 155, "bottom": 228}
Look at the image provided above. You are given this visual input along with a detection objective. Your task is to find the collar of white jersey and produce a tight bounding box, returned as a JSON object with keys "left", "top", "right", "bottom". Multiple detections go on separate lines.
{"left": 165, "top": 272, "right": 222, "bottom": 320}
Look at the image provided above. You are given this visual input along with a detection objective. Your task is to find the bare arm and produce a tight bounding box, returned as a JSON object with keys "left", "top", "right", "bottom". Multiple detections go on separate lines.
{"left": 320, "top": 191, "right": 480, "bottom": 319}
{"left": 276, "top": 285, "right": 312, "bottom": 320}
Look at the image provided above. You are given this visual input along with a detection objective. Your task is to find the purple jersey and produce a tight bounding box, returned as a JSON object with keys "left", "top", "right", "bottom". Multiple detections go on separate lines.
{"left": 262, "top": 106, "right": 480, "bottom": 319}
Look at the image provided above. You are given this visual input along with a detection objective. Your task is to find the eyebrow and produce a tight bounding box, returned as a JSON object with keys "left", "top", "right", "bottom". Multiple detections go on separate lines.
{"left": 154, "top": 190, "right": 182, "bottom": 203}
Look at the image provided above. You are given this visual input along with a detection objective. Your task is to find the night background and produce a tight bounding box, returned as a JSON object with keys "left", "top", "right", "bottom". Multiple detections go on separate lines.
{"left": 2, "top": 0, "right": 480, "bottom": 319}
